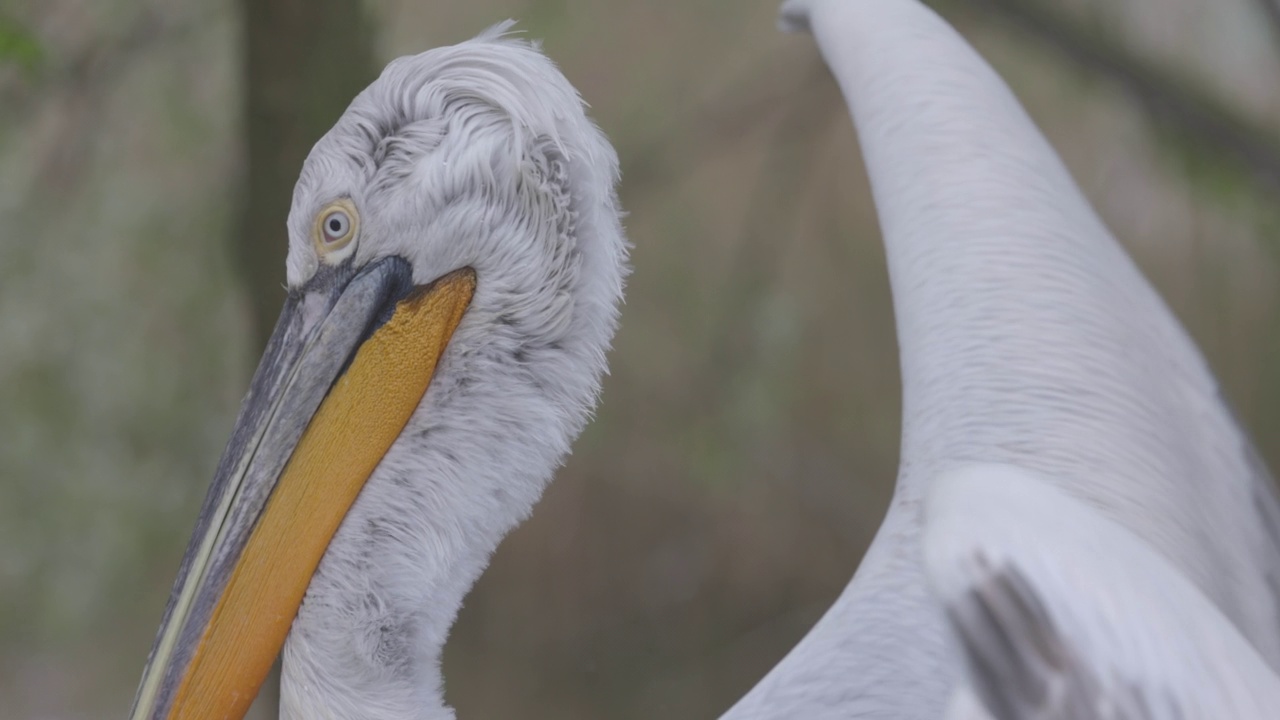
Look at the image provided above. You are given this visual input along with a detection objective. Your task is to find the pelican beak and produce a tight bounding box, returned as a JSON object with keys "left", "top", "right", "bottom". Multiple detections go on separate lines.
{"left": 129, "top": 257, "right": 476, "bottom": 720}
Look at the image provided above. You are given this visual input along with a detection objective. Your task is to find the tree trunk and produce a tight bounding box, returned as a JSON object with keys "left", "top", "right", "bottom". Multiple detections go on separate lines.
{"left": 237, "top": 0, "right": 377, "bottom": 347}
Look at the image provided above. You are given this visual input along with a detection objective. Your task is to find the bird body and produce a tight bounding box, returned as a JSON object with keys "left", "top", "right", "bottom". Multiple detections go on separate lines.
{"left": 719, "top": 0, "right": 1280, "bottom": 717}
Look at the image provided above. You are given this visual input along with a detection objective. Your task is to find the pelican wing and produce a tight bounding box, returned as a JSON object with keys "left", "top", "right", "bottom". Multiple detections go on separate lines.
{"left": 927, "top": 465, "right": 1280, "bottom": 720}
{"left": 727, "top": 0, "right": 1280, "bottom": 717}
{"left": 941, "top": 568, "right": 1158, "bottom": 720}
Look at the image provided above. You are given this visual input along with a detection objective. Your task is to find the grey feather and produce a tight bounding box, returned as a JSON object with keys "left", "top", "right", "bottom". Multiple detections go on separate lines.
{"left": 947, "top": 562, "right": 1160, "bottom": 720}
{"left": 926, "top": 465, "right": 1280, "bottom": 720}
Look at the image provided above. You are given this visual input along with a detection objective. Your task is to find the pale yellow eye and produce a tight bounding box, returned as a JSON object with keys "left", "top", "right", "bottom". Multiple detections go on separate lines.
{"left": 313, "top": 200, "right": 359, "bottom": 255}
{"left": 322, "top": 210, "right": 350, "bottom": 240}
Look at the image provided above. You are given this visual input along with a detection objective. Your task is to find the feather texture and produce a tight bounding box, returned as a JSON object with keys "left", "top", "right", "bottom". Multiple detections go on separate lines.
{"left": 927, "top": 464, "right": 1280, "bottom": 720}
{"left": 276, "top": 26, "right": 628, "bottom": 720}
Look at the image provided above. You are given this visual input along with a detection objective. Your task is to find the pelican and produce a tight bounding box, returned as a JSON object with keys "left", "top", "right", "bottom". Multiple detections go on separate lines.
{"left": 713, "top": 1, "right": 1280, "bottom": 717}
{"left": 130, "top": 23, "right": 627, "bottom": 719}
{"left": 128, "top": 5, "right": 1280, "bottom": 720}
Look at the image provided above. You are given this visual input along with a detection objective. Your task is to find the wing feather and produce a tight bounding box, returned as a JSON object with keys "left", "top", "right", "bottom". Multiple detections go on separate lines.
{"left": 927, "top": 464, "right": 1280, "bottom": 720}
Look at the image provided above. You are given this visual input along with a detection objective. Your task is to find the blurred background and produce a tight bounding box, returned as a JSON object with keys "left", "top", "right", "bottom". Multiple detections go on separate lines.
{"left": 2, "top": 0, "right": 1279, "bottom": 717}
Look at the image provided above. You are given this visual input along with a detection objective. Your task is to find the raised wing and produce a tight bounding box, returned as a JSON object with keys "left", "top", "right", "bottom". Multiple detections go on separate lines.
{"left": 926, "top": 464, "right": 1280, "bottom": 720}
{"left": 730, "top": 0, "right": 1280, "bottom": 717}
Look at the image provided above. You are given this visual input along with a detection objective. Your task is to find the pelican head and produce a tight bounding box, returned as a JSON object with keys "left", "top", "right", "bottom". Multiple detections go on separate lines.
{"left": 131, "top": 24, "right": 627, "bottom": 720}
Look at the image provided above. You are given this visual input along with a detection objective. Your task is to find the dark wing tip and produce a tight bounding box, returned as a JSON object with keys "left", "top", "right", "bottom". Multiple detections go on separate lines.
{"left": 946, "top": 560, "right": 1159, "bottom": 720}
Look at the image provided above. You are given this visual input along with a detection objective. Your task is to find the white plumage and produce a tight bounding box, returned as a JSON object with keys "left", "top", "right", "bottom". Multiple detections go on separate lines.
{"left": 927, "top": 464, "right": 1280, "bottom": 720}
{"left": 715, "top": 1, "right": 1280, "bottom": 718}
{"left": 274, "top": 25, "right": 628, "bottom": 720}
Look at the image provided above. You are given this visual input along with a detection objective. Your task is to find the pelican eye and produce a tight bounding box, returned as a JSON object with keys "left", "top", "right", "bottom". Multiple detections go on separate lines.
{"left": 313, "top": 200, "right": 359, "bottom": 256}
{"left": 323, "top": 211, "right": 349, "bottom": 239}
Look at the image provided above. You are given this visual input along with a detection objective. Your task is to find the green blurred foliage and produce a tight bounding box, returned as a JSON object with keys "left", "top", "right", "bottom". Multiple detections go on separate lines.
{"left": 0, "top": 14, "right": 41, "bottom": 73}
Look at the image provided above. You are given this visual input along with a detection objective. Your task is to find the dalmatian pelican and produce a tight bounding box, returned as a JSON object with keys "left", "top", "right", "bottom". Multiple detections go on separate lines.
{"left": 130, "top": 5, "right": 1280, "bottom": 719}
{"left": 129, "top": 23, "right": 627, "bottom": 720}
{"left": 713, "top": 1, "right": 1280, "bottom": 718}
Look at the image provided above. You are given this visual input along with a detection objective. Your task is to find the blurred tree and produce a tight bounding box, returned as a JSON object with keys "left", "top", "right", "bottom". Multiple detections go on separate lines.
{"left": 1258, "top": 0, "right": 1280, "bottom": 45}
{"left": 945, "top": 0, "right": 1280, "bottom": 196}
{"left": 238, "top": 0, "right": 377, "bottom": 346}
